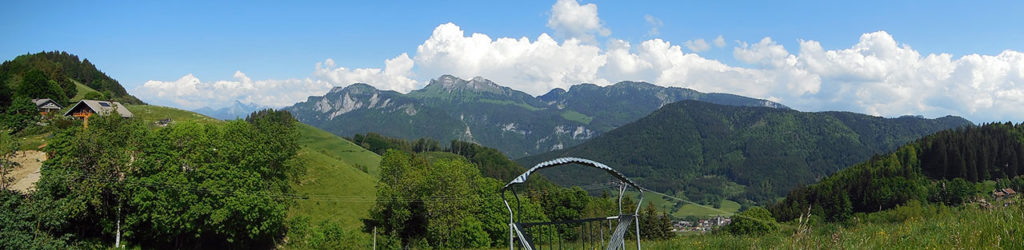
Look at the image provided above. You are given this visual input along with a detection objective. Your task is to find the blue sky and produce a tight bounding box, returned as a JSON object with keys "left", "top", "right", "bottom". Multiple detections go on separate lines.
{"left": 3, "top": 0, "right": 1023, "bottom": 122}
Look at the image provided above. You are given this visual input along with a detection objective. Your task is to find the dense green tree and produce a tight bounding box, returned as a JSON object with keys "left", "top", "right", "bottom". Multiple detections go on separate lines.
{"left": 0, "top": 190, "right": 72, "bottom": 248}
{"left": 32, "top": 112, "right": 146, "bottom": 245}
{"left": 352, "top": 133, "right": 412, "bottom": 154}
{"left": 638, "top": 203, "right": 673, "bottom": 240}
{"left": 0, "top": 133, "right": 19, "bottom": 190}
{"left": 364, "top": 150, "right": 545, "bottom": 248}
{"left": 284, "top": 218, "right": 368, "bottom": 250}
{"left": 0, "top": 74, "right": 11, "bottom": 110}
{"left": 2, "top": 97, "right": 38, "bottom": 133}
{"left": 0, "top": 133, "right": 18, "bottom": 189}
{"left": 26, "top": 109, "right": 299, "bottom": 247}
{"left": 15, "top": 70, "right": 67, "bottom": 105}
{"left": 352, "top": 132, "right": 526, "bottom": 181}
{"left": 725, "top": 207, "right": 779, "bottom": 235}
{"left": 83, "top": 91, "right": 108, "bottom": 100}
{"left": 412, "top": 138, "right": 441, "bottom": 153}
{"left": 448, "top": 140, "right": 524, "bottom": 181}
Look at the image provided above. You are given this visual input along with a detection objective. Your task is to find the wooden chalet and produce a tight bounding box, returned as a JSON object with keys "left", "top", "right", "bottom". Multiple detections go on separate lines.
{"left": 63, "top": 100, "right": 134, "bottom": 127}
{"left": 32, "top": 98, "right": 63, "bottom": 115}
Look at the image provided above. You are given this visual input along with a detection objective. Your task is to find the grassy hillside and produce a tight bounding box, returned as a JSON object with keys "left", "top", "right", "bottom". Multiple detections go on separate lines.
{"left": 672, "top": 200, "right": 741, "bottom": 218}
{"left": 650, "top": 198, "right": 1023, "bottom": 249}
{"left": 288, "top": 123, "right": 381, "bottom": 233}
{"left": 124, "top": 104, "right": 221, "bottom": 126}
{"left": 295, "top": 123, "right": 381, "bottom": 177}
{"left": 70, "top": 81, "right": 100, "bottom": 103}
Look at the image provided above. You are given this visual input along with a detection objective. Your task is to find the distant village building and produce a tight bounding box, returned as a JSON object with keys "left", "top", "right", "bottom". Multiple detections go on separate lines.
{"left": 63, "top": 100, "right": 134, "bottom": 127}
{"left": 671, "top": 216, "right": 732, "bottom": 233}
{"left": 992, "top": 188, "right": 1017, "bottom": 200}
{"left": 32, "top": 98, "right": 62, "bottom": 115}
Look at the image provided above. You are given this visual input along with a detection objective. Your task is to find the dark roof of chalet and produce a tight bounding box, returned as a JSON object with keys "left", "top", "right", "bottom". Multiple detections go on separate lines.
{"left": 31, "top": 98, "right": 62, "bottom": 109}
{"left": 63, "top": 100, "right": 134, "bottom": 118}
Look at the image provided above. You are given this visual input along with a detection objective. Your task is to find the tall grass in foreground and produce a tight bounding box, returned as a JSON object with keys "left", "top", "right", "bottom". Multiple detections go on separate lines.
{"left": 649, "top": 197, "right": 1023, "bottom": 249}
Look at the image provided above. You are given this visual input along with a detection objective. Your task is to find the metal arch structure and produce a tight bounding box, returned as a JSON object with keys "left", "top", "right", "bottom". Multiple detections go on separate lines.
{"left": 501, "top": 157, "right": 643, "bottom": 250}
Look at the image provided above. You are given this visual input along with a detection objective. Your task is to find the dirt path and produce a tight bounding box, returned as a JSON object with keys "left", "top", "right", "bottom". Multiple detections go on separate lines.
{"left": 8, "top": 150, "right": 45, "bottom": 193}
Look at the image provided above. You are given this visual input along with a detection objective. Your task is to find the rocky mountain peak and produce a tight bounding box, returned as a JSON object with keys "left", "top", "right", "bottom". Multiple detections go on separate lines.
{"left": 424, "top": 75, "right": 506, "bottom": 95}
{"left": 329, "top": 83, "right": 378, "bottom": 96}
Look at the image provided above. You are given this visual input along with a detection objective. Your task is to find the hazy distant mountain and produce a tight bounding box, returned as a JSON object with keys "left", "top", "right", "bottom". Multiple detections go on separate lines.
{"left": 283, "top": 75, "right": 787, "bottom": 157}
{"left": 518, "top": 100, "right": 972, "bottom": 202}
{"left": 193, "top": 100, "right": 266, "bottom": 120}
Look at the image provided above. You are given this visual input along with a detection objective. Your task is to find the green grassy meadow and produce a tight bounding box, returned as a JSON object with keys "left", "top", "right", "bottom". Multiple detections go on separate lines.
{"left": 124, "top": 104, "right": 221, "bottom": 126}
{"left": 288, "top": 123, "right": 381, "bottom": 234}
{"left": 294, "top": 123, "right": 381, "bottom": 177}
{"left": 69, "top": 81, "right": 99, "bottom": 103}
{"left": 560, "top": 110, "right": 594, "bottom": 124}
{"left": 672, "top": 199, "right": 741, "bottom": 218}
{"left": 649, "top": 198, "right": 1023, "bottom": 249}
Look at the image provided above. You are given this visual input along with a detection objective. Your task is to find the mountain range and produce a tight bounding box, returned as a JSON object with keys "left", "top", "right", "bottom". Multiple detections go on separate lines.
{"left": 283, "top": 75, "right": 787, "bottom": 157}
{"left": 517, "top": 100, "right": 972, "bottom": 203}
{"left": 193, "top": 101, "right": 267, "bottom": 120}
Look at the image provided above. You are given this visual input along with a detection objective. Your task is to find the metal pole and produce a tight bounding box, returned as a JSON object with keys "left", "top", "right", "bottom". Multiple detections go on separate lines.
{"left": 635, "top": 189, "right": 644, "bottom": 250}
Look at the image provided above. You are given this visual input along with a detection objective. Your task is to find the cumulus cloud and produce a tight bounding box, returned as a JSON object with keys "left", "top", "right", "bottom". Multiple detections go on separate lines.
{"left": 133, "top": 0, "right": 1024, "bottom": 123}
{"left": 134, "top": 72, "right": 333, "bottom": 110}
{"left": 314, "top": 53, "right": 419, "bottom": 93}
{"left": 734, "top": 37, "right": 793, "bottom": 67}
{"left": 414, "top": 23, "right": 607, "bottom": 95}
{"left": 547, "top": 0, "right": 610, "bottom": 43}
{"left": 408, "top": 23, "right": 1023, "bottom": 121}
{"left": 135, "top": 54, "right": 418, "bottom": 109}
{"left": 788, "top": 31, "right": 1024, "bottom": 121}
{"left": 644, "top": 14, "right": 662, "bottom": 36}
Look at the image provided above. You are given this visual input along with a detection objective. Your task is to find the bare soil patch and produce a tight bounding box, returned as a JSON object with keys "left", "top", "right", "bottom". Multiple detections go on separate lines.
{"left": 8, "top": 150, "right": 45, "bottom": 193}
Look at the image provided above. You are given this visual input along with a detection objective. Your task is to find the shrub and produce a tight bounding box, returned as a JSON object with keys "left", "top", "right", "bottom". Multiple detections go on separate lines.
{"left": 725, "top": 207, "right": 779, "bottom": 235}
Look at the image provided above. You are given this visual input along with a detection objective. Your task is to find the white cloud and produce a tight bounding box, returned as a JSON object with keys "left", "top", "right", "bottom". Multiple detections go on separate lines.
{"left": 713, "top": 35, "right": 726, "bottom": 47}
{"left": 135, "top": 54, "right": 418, "bottom": 109}
{"left": 414, "top": 23, "right": 607, "bottom": 95}
{"left": 685, "top": 39, "right": 711, "bottom": 53}
{"left": 644, "top": 15, "right": 662, "bottom": 36}
{"left": 134, "top": 72, "right": 332, "bottom": 110}
{"left": 314, "top": 53, "right": 419, "bottom": 93}
{"left": 728, "top": 31, "right": 1024, "bottom": 121}
{"left": 734, "top": 37, "right": 793, "bottom": 67}
{"left": 132, "top": 0, "right": 1024, "bottom": 123}
{"left": 408, "top": 23, "right": 1024, "bottom": 122}
{"left": 547, "top": 0, "right": 610, "bottom": 43}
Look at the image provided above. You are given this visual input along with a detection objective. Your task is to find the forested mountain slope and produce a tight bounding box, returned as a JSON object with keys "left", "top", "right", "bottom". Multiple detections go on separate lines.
{"left": 0, "top": 51, "right": 144, "bottom": 106}
{"left": 770, "top": 122, "right": 1024, "bottom": 222}
{"left": 519, "top": 100, "right": 971, "bottom": 203}
{"left": 284, "top": 75, "right": 786, "bottom": 157}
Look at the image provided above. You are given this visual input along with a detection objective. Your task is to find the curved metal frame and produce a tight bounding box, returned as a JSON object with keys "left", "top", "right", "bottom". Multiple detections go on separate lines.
{"left": 501, "top": 157, "right": 643, "bottom": 250}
